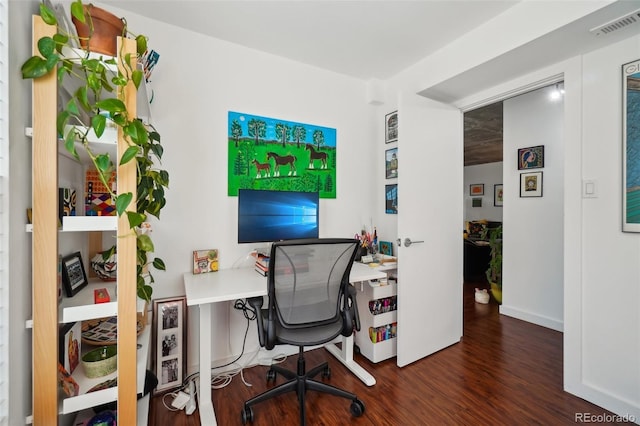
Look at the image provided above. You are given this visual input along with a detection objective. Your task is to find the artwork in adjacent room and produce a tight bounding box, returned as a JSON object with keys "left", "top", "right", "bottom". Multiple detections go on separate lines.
{"left": 623, "top": 59, "right": 640, "bottom": 231}
{"left": 520, "top": 171, "right": 543, "bottom": 197}
{"left": 385, "top": 111, "right": 398, "bottom": 144}
{"left": 227, "top": 111, "right": 337, "bottom": 198}
{"left": 469, "top": 183, "right": 484, "bottom": 196}
{"left": 385, "top": 147, "right": 398, "bottom": 179}
{"left": 517, "top": 145, "right": 544, "bottom": 170}
{"left": 494, "top": 184, "right": 504, "bottom": 207}
{"left": 385, "top": 184, "right": 398, "bottom": 214}
{"left": 472, "top": 198, "right": 482, "bottom": 207}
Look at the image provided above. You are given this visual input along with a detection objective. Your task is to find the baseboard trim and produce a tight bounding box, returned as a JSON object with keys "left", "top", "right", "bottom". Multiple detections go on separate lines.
{"left": 499, "top": 305, "right": 564, "bottom": 332}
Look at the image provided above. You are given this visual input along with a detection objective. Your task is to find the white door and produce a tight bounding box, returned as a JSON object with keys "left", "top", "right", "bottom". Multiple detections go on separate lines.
{"left": 396, "top": 92, "right": 463, "bottom": 367}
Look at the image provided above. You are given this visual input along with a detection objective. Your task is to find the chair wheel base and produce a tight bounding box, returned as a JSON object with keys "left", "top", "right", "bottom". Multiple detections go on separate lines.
{"left": 350, "top": 399, "right": 365, "bottom": 417}
{"left": 241, "top": 406, "right": 254, "bottom": 424}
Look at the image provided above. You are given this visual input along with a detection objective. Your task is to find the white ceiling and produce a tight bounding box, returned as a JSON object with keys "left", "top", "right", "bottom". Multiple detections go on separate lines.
{"left": 99, "top": 0, "right": 640, "bottom": 102}
{"left": 100, "top": 0, "right": 520, "bottom": 80}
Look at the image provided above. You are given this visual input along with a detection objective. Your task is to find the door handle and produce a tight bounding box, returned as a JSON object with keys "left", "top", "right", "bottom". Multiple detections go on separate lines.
{"left": 404, "top": 237, "right": 424, "bottom": 247}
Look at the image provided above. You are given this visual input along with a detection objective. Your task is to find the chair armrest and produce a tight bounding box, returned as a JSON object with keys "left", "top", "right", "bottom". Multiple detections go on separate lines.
{"left": 348, "top": 285, "right": 361, "bottom": 332}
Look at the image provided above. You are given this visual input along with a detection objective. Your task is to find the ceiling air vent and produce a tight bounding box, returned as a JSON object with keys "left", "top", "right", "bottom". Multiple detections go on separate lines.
{"left": 590, "top": 8, "right": 640, "bottom": 36}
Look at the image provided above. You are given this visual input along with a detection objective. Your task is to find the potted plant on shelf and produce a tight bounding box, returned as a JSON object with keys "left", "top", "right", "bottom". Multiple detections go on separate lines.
{"left": 21, "top": 0, "right": 168, "bottom": 302}
{"left": 484, "top": 225, "right": 503, "bottom": 304}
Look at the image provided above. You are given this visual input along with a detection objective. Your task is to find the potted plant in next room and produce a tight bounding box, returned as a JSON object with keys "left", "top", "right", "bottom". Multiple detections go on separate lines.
{"left": 485, "top": 225, "right": 503, "bottom": 304}
{"left": 21, "top": 0, "right": 169, "bottom": 303}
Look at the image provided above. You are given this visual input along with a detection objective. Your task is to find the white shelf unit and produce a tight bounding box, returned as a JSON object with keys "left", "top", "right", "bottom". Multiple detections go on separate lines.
{"left": 354, "top": 264, "right": 398, "bottom": 363}
{"left": 29, "top": 16, "right": 143, "bottom": 425}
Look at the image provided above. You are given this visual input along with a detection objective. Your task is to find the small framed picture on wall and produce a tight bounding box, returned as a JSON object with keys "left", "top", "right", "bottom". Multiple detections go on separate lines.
{"left": 520, "top": 171, "right": 543, "bottom": 197}
{"left": 385, "top": 184, "right": 398, "bottom": 214}
{"left": 494, "top": 184, "right": 504, "bottom": 207}
{"left": 385, "top": 148, "right": 398, "bottom": 179}
{"left": 469, "top": 183, "right": 484, "bottom": 196}
{"left": 518, "top": 145, "right": 544, "bottom": 170}
{"left": 385, "top": 111, "right": 398, "bottom": 144}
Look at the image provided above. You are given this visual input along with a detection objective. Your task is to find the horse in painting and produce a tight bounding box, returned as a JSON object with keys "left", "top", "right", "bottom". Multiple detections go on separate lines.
{"left": 305, "top": 144, "right": 328, "bottom": 169}
{"left": 267, "top": 152, "right": 297, "bottom": 176}
{"left": 251, "top": 159, "right": 271, "bottom": 178}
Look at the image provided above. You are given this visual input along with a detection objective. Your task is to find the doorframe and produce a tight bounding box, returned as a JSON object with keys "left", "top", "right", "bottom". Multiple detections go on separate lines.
{"left": 435, "top": 56, "right": 583, "bottom": 395}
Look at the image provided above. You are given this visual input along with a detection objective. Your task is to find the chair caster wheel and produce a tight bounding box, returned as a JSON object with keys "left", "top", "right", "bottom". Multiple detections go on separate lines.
{"left": 350, "top": 399, "right": 365, "bottom": 417}
{"left": 266, "top": 368, "right": 276, "bottom": 382}
{"left": 322, "top": 365, "right": 331, "bottom": 379}
{"left": 241, "top": 406, "right": 254, "bottom": 424}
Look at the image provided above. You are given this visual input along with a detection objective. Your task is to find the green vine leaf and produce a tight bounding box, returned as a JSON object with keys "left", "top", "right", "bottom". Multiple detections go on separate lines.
{"left": 137, "top": 234, "right": 154, "bottom": 252}
{"left": 37, "top": 36, "right": 55, "bottom": 58}
{"left": 96, "top": 98, "right": 127, "bottom": 113}
{"left": 21, "top": 56, "right": 48, "bottom": 79}
{"left": 152, "top": 258, "right": 166, "bottom": 271}
{"left": 116, "top": 192, "right": 133, "bottom": 216}
{"left": 120, "top": 146, "right": 138, "bottom": 165}
{"left": 126, "top": 211, "right": 145, "bottom": 228}
{"left": 39, "top": 3, "right": 57, "bottom": 25}
{"left": 70, "top": 0, "right": 85, "bottom": 23}
{"left": 91, "top": 113, "right": 106, "bottom": 138}
{"left": 94, "top": 153, "right": 112, "bottom": 173}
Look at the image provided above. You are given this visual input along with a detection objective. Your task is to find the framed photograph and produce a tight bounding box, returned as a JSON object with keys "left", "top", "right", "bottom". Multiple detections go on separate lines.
{"left": 517, "top": 145, "right": 544, "bottom": 170}
{"left": 59, "top": 322, "right": 81, "bottom": 375}
{"left": 152, "top": 297, "right": 187, "bottom": 394}
{"left": 520, "top": 171, "right": 543, "bottom": 197}
{"left": 193, "top": 249, "right": 219, "bottom": 274}
{"left": 494, "top": 184, "right": 504, "bottom": 207}
{"left": 385, "top": 148, "right": 398, "bottom": 179}
{"left": 469, "top": 183, "right": 484, "bottom": 196}
{"left": 472, "top": 198, "right": 482, "bottom": 207}
{"left": 623, "top": 59, "right": 640, "bottom": 231}
{"left": 385, "top": 184, "right": 398, "bottom": 214}
{"left": 379, "top": 241, "right": 393, "bottom": 256}
{"left": 385, "top": 111, "right": 398, "bottom": 144}
{"left": 61, "top": 251, "right": 88, "bottom": 297}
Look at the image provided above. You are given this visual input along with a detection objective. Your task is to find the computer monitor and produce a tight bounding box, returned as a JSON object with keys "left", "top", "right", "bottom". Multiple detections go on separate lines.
{"left": 238, "top": 189, "right": 319, "bottom": 244}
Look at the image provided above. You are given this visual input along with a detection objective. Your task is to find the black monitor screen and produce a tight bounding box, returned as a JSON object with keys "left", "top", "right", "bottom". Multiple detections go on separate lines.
{"left": 238, "top": 189, "right": 319, "bottom": 244}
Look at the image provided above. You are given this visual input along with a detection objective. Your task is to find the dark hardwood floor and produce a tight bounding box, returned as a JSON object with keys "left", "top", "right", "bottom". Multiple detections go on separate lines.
{"left": 148, "top": 281, "right": 622, "bottom": 425}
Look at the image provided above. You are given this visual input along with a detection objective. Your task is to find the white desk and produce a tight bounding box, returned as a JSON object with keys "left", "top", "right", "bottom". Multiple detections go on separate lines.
{"left": 183, "top": 262, "right": 385, "bottom": 425}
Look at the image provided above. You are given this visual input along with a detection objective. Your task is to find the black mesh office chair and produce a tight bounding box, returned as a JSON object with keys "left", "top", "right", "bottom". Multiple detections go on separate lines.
{"left": 241, "top": 238, "right": 365, "bottom": 425}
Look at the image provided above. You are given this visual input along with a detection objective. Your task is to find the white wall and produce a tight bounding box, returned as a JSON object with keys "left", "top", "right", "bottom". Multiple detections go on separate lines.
{"left": 501, "top": 85, "right": 564, "bottom": 331}
{"left": 463, "top": 162, "right": 503, "bottom": 222}
{"left": 567, "top": 34, "right": 640, "bottom": 419}
{"left": 93, "top": 4, "right": 378, "bottom": 373}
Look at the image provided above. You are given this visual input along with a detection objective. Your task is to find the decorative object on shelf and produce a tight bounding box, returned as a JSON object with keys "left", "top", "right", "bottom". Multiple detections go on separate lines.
{"left": 58, "top": 362, "right": 80, "bottom": 397}
{"left": 86, "top": 410, "right": 117, "bottom": 426}
{"left": 385, "top": 147, "right": 398, "bottom": 179}
{"left": 87, "top": 377, "right": 117, "bottom": 393}
{"left": 469, "top": 183, "right": 484, "bottom": 196}
{"left": 472, "top": 198, "right": 482, "bottom": 207}
{"left": 517, "top": 145, "right": 544, "bottom": 170}
{"left": 81, "top": 314, "right": 145, "bottom": 346}
{"left": 494, "top": 184, "right": 504, "bottom": 207}
{"left": 58, "top": 187, "right": 76, "bottom": 223}
{"left": 484, "top": 225, "right": 503, "bottom": 304}
{"left": 61, "top": 251, "right": 89, "bottom": 297}
{"left": 59, "top": 321, "right": 81, "bottom": 375}
{"left": 90, "top": 249, "right": 117, "bottom": 281}
{"left": 21, "top": 0, "right": 169, "bottom": 303}
{"left": 58, "top": 255, "right": 63, "bottom": 304}
{"left": 379, "top": 241, "right": 393, "bottom": 256}
{"left": 192, "top": 249, "right": 219, "bottom": 274}
{"left": 82, "top": 345, "right": 118, "bottom": 378}
{"left": 71, "top": 3, "right": 124, "bottom": 56}
{"left": 622, "top": 59, "right": 640, "bottom": 232}
{"left": 85, "top": 170, "right": 116, "bottom": 217}
{"left": 385, "top": 184, "right": 398, "bottom": 214}
{"left": 227, "top": 111, "right": 337, "bottom": 198}
{"left": 152, "top": 297, "right": 187, "bottom": 395}
{"left": 94, "top": 288, "right": 110, "bottom": 303}
{"left": 385, "top": 111, "right": 398, "bottom": 144}
{"left": 520, "top": 171, "right": 543, "bottom": 197}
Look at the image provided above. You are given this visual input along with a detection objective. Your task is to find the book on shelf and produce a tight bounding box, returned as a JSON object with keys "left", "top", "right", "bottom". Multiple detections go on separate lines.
{"left": 253, "top": 253, "right": 270, "bottom": 268}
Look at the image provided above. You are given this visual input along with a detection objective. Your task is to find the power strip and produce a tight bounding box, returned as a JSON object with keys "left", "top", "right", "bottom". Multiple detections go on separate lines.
{"left": 171, "top": 391, "right": 190, "bottom": 410}
{"left": 185, "top": 379, "right": 196, "bottom": 415}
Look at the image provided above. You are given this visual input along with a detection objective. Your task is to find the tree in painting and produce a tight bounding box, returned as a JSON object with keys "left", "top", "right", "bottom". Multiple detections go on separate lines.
{"left": 248, "top": 118, "right": 266, "bottom": 145}
{"left": 230, "top": 119, "right": 243, "bottom": 147}
{"left": 291, "top": 125, "right": 306, "bottom": 148}
{"left": 275, "top": 123, "right": 291, "bottom": 147}
{"left": 312, "top": 129, "right": 325, "bottom": 149}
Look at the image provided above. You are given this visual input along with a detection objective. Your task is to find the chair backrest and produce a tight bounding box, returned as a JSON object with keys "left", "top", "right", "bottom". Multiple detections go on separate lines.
{"left": 268, "top": 238, "right": 359, "bottom": 329}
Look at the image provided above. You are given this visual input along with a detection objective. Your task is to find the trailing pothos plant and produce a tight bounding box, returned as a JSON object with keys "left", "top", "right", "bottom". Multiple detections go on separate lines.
{"left": 21, "top": 1, "right": 168, "bottom": 302}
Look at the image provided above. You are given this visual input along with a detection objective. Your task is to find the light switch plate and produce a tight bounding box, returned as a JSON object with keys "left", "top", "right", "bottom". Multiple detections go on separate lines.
{"left": 583, "top": 179, "right": 597, "bottom": 198}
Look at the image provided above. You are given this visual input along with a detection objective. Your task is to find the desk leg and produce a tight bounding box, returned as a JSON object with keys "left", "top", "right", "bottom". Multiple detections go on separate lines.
{"left": 324, "top": 334, "right": 376, "bottom": 386}
{"left": 197, "top": 303, "right": 217, "bottom": 425}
